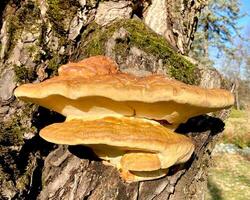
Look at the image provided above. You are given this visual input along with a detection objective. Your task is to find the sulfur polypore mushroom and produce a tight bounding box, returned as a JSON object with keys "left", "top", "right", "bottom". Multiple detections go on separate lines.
{"left": 14, "top": 56, "right": 234, "bottom": 182}
{"left": 14, "top": 56, "right": 234, "bottom": 129}
{"left": 39, "top": 117, "right": 194, "bottom": 182}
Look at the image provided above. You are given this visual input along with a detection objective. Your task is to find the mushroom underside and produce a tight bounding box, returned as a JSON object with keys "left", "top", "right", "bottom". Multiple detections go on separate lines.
{"left": 20, "top": 95, "right": 220, "bottom": 129}
{"left": 39, "top": 117, "right": 194, "bottom": 181}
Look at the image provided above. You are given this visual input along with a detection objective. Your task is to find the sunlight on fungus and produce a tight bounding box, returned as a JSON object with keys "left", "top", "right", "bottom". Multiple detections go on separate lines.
{"left": 14, "top": 56, "right": 234, "bottom": 182}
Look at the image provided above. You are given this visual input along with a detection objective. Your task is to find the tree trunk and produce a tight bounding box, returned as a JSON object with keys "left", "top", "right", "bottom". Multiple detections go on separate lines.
{"left": 234, "top": 79, "right": 240, "bottom": 110}
{"left": 143, "top": 0, "right": 206, "bottom": 54}
{"left": 0, "top": 1, "right": 231, "bottom": 199}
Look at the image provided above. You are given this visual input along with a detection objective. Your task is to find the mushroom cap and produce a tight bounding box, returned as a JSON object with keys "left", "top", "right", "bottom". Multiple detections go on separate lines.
{"left": 39, "top": 117, "right": 195, "bottom": 170}
{"left": 58, "top": 55, "right": 118, "bottom": 77}
{"left": 14, "top": 56, "right": 234, "bottom": 125}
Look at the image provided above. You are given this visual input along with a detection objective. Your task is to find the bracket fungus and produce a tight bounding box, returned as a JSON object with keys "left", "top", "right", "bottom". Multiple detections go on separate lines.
{"left": 14, "top": 55, "right": 234, "bottom": 182}
{"left": 39, "top": 117, "right": 194, "bottom": 182}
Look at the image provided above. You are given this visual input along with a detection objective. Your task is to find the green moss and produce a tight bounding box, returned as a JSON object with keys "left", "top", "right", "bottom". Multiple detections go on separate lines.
{"left": 0, "top": 118, "right": 24, "bottom": 146}
{"left": 81, "top": 22, "right": 108, "bottom": 56}
{"left": 13, "top": 64, "right": 36, "bottom": 83}
{"left": 113, "top": 36, "right": 130, "bottom": 60}
{"left": 81, "top": 19, "right": 198, "bottom": 84}
{"left": 6, "top": 0, "right": 41, "bottom": 58}
{"left": 46, "top": 53, "right": 68, "bottom": 75}
{"left": 26, "top": 45, "right": 37, "bottom": 54}
{"left": 47, "top": 0, "right": 64, "bottom": 22}
{"left": 6, "top": 16, "right": 21, "bottom": 56}
{"left": 0, "top": 105, "right": 35, "bottom": 146}
{"left": 0, "top": 121, "right": 23, "bottom": 146}
{"left": 47, "top": 55, "right": 60, "bottom": 73}
{"left": 47, "top": 0, "right": 80, "bottom": 35}
{"left": 43, "top": 0, "right": 81, "bottom": 56}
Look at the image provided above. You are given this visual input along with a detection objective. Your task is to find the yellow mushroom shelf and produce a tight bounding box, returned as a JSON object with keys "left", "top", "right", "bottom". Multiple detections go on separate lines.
{"left": 14, "top": 56, "right": 234, "bottom": 182}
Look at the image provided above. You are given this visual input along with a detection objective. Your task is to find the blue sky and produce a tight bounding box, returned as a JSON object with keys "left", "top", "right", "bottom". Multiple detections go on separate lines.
{"left": 211, "top": 0, "right": 250, "bottom": 72}
{"left": 238, "top": 0, "right": 250, "bottom": 38}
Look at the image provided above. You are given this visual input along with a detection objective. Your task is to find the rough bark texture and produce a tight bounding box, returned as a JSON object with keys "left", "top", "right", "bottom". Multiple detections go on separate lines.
{"left": 143, "top": 0, "right": 207, "bottom": 54}
{"left": 0, "top": 0, "right": 232, "bottom": 200}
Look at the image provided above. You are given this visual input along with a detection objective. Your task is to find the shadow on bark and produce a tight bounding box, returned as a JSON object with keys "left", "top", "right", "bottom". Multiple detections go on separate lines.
{"left": 10, "top": 107, "right": 66, "bottom": 199}
{"left": 32, "top": 107, "right": 66, "bottom": 131}
{"left": 0, "top": 0, "right": 10, "bottom": 28}
{"left": 175, "top": 115, "right": 225, "bottom": 135}
{"left": 68, "top": 145, "right": 101, "bottom": 161}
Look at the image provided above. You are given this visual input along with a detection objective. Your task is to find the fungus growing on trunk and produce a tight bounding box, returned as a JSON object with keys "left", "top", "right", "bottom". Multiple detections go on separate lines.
{"left": 14, "top": 56, "right": 234, "bottom": 129}
{"left": 39, "top": 117, "right": 194, "bottom": 182}
{"left": 14, "top": 56, "right": 234, "bottom": 182}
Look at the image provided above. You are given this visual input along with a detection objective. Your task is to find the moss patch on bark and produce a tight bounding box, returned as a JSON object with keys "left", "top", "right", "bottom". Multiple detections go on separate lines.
{"left": 0, "top": 105, "right": 35, "bottom": 146}
{"left": 47, "top": 0, "right": 80, "bottom": 35}
{"left": 13, "top": 64, "right": 36, "bottom": 83}
{"left": 81, "top": 19, "right": 198, "bottom": 85}
{"left": 6, "top": 1, "right": 41, "bottom": 58}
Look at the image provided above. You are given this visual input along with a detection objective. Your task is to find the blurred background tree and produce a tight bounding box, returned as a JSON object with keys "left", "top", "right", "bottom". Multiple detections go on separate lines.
{"left": 221, "top": 42, "right": 250, "bottom": 109}
{"left": 190, "top": 0, "right": 244, "bottom": 66}
{"left": 190, "top": 0, "right": 250, "bottom": 109}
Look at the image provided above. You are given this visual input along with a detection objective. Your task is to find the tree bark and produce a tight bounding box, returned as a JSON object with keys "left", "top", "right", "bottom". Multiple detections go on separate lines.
{"left": 143, "top": 0, "right": 207, "bottom": 55}
{"left": 0, "top": 1, "right": 232, "bottom": 200}
{"left": 234, "top": 79, "right": 240, "bottom": 110}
